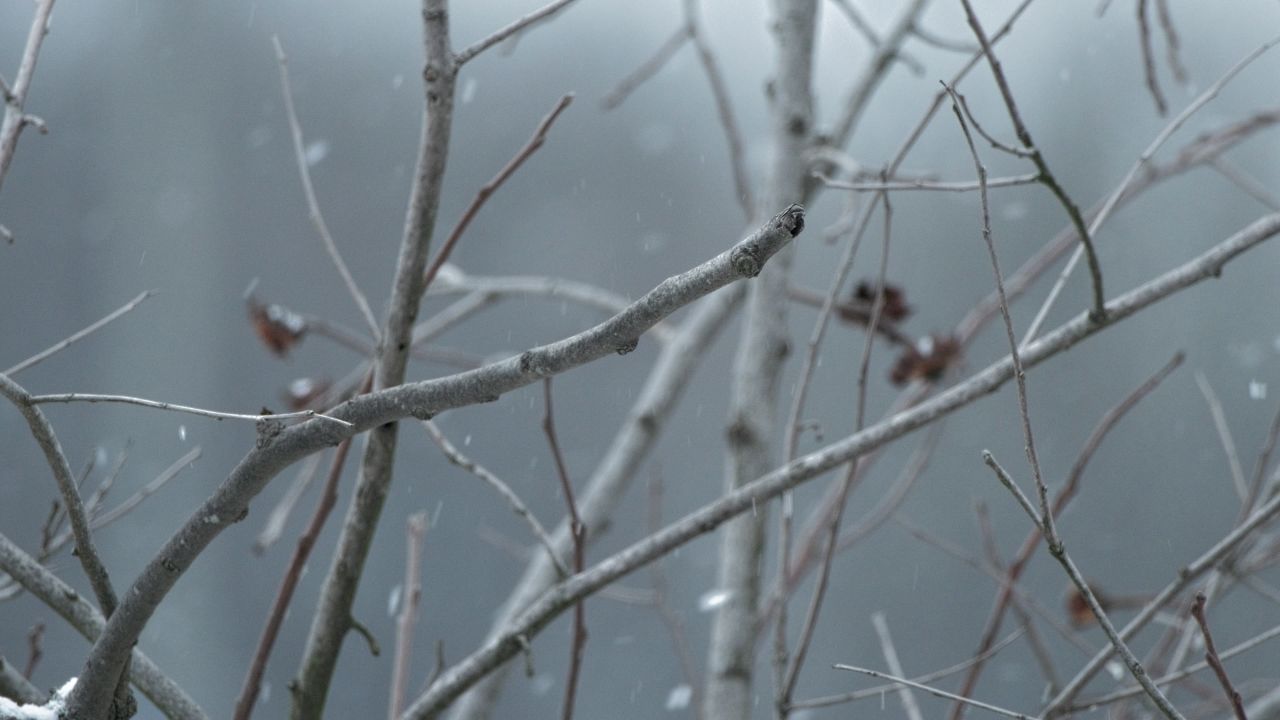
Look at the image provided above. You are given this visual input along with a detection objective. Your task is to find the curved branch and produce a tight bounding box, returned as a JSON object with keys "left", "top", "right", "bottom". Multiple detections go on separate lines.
{"left": 61, "top": 204, "right": 805, "bottom": 718}
{"left": 402, "top": 214, "right": 1280, "bottom": 718}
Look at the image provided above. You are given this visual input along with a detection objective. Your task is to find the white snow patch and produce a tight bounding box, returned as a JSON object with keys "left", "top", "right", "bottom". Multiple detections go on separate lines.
{"left": 664, "top": 684, "right": 692, "bottom": 711}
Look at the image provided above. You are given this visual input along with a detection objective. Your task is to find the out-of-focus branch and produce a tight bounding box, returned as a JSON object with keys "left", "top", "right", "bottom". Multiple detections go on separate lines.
{"left": 454, "top": 0, "right": 583, "bottom": 67}
{"left": 389, "top": 512, "right": 430, "bottom": 720}
{"left": 705, "top": 0, "right": 816, "bottom": 716}
{"left": 0, "top": 0, "right": 55, "bottom": 200}
{"left": 272, "top": 36, "right": 381, "bottom": 338}
{"left": 5, "top": 291, "right": 155, "bottom": 376}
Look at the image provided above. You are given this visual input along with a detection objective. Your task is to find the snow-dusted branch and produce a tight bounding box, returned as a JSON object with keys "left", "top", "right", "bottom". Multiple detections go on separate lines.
{"left": 0, "top": 531, "right": 205, "bottom": 720}
{"left": 61, "top": 204, "right": 805, "bottom": 719}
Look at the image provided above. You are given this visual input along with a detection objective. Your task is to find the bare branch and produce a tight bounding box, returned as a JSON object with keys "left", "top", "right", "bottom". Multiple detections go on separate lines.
{"left": 834, "top": 664, "right": 1035, "bottom": 720}
{"left": 1189, "top": 593, "right": 1247, "bottom": 720}
{"left": 421, "top": 93, "right": 574, "bottom": 296}
{"left": 0, "top": 0, "right": 56, "bottom": 197}
{"left": 817, "top": 171, "right": 1038, "bottom": 192}
{"left": 233, "top": 429, "right": 358, "bottom": 720}
{"left": 1022, "top": 35, "right": 1280, "bottom": 346}
{"left": 1195, "top": 371, "right": 1248, "bottom": 501}
{"left": 29, "top": 392, "right": 353, "bottom": 428}
{"left": 684, "top": 0, "right": 754, "bottom": 219}
{"left": 405, "top": 215, "right": 1280, "bottom": 718}
{"left": 1137, "top": 0, "right": 1168, "bottom": 115}
{"left": 390, "top": 512, "right": 430, "bottom": 720}
{"left": 422, "top": 420, "right": 567, "bottom": 577}
{"left": 871, "top": 613, "right": 923, "bottom": 720}
{"left": 0, "top": 532, "right": 205, "bottom": 719}
{"left": 0, "top": 375, "right": 119, "bottom": 619}
{"left": 541, "top": 379, "right": 587, "bottom": 720}
{"left": 69, "top": 205, "right": 804, "bottom": 719}
{"left": 0, "top": 652, "right": 43, "bottom": 705}
{"left": 273, "top": 36, "right": 381, "bottom": 338}
{"left": 454, "top": 0, "right": 583, "bottom": 67}
{"left": 956, "top": 3, "right": 1107, "bottom": 322}
{"left": 789, "top": 629, "right": 1023, "bottom": 710}
{"left": 600, "top": 27, "right": 690, "bottom": 110}
{"left": 5, "top": 291, "right": 155, "bottom": 376}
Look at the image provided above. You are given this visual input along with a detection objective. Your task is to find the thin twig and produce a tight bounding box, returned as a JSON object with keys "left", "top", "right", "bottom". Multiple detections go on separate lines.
{"left": 983, "top": 453, "right": 1186, "bottom": 720}
{"left": 1154, "top": 0, "right": 1187, "bottom": 83}
{"left": 232, "top": 436, "right": 355, "bottom": 720}
{"left": 599, "top": 26, "right": 690, "bottom": 110}
{"left": 645, "top": 471, "right": 702, "bottom": 718}
{"left": 0, "top": 375, "right": 118, "bottom": 619}
{"left": 420, "top": 93, "right": 574, "bottom": 296}
{"left": 1066, "top": 620, "right": 1280, "bottom": 710}
{"left": 817, "top": 171, "right": 1038, "bottom": 192}
{"left": 956, "top": 2, "right": 1107, "bottom": 322}
{"left": 272, "top": 36, "right": 380, "bottom": 338}
{"left": 834, "top": 664, "right": 1035, "bottom": 719}
{"left": 28, "top": 392, "right": 352, "bottom": 427}
{"left": 954, "top": 352, "right": 1183, "bottom": 703}
{"left": 542, "top": 378, "right": 587, "bottom": 720}
{"left": 945, "top": 80, "right": 1055, "bottom": 533}
{"left": 5, "top": 291, "right": 156, "bottom": 376}
{"left": 1021, "top": 35, "right": 1280, "bottom": 347}
{"left": 788, "top": 629, "right": 1023, "bottom": 710}
{"left": 422, "top": 420, "right": 568, "bottom": 577}
{"left": 252, "top": 453, "right": 323, "bottom": 554}
{"left": 1188, "top": 593, "right": 1247, "bottom": 720}
{"left": 454, "top": 0, "right": 582, "bottom": 66}
{"left": 390, "top": 512, "right": 430, "bottom": 720}
{"left": 684, "top": 0, "right": 754, "bottom": 219}
{"left": 403, "top": 213, "right": 1280, "bottom": 718}
{"left": 1137, "top": 0, "right": 1168, "bottom": 115}
{"left": 84, "top": 446, "right": 202, "bottom": 531}
{"left": 1240, "top": 400, "right": 1280, "bottom": 522}
{"left": 780, "top": 183, "right": 892, "bottom": 711}
{"left": 1195, "top": 371, "right": 1248, "bottom": 501}
{"left": 826, "top": 0, "right": 925, "bottom": 73}
{"left": 0, "top": 0, "right": 56, "bottom": 197}
{"left": 871, "top": 613, "right": 923, "bottom": 720}
{"left": 1210, "top": 158, "right": 1280, "bottom": 211}
{"left": 23, "top": 622, "right": 44, "bottom": 680}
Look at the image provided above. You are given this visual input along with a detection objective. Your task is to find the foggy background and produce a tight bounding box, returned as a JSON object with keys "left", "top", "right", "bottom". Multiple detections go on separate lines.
{"left": 2, "top": 0, "right": 1279, "bottom": 717}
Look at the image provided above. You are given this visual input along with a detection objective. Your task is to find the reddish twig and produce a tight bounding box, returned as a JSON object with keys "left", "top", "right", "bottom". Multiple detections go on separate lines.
{"left": 233, "top": 373, "right": 371, "bottom": 720}
{"left": 542, "top": 378, "right": 587, "bottom": 720}
{"left": 1137, "top": 0, "right": 1168, "bottom": 115}
{"left": 1189, "top": 592, "right": 1247, "bottom": 720}
{"left": 420, "top": 93, "right": 574, "bottom": 296}
{"left": 23, "top": 622, "right": 44, "bottom": 679}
